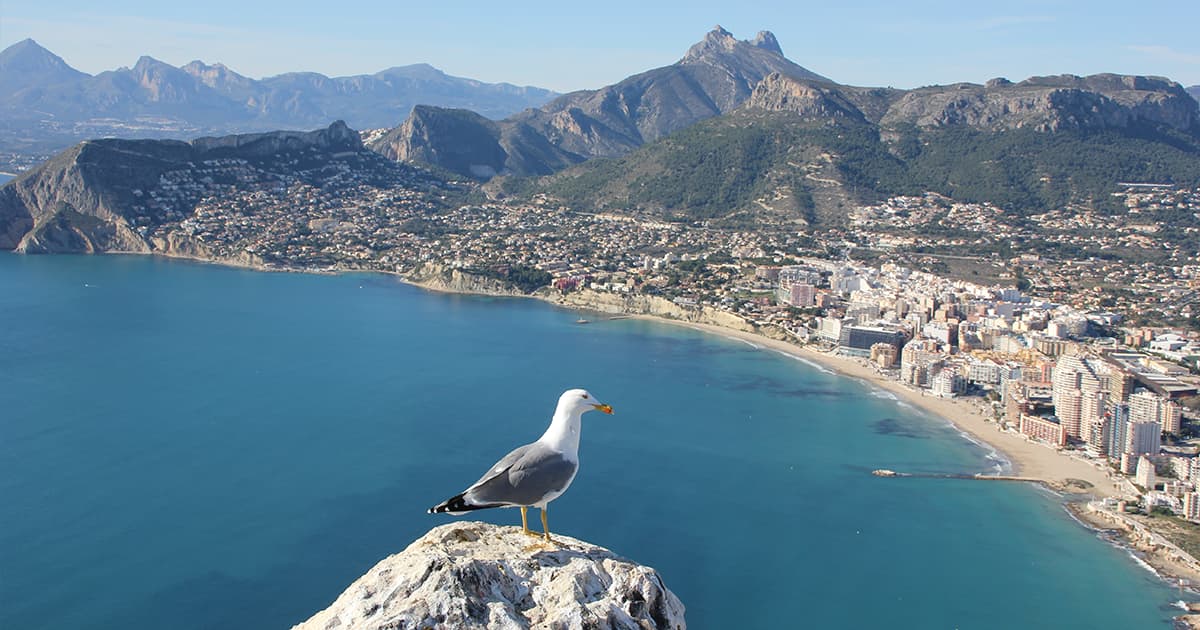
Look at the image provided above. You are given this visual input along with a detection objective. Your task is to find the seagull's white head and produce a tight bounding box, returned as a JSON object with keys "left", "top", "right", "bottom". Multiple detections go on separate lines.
{"left": 557, "top": 388, "right": 613, "bottom": 417}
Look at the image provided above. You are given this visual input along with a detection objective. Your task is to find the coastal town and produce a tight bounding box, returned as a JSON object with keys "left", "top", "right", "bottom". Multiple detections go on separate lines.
{"left": 7, "top": 12, "right": 1200, "bottom": 629}
{"left": 121, "top": 160, "right": 1200, "bottom": 588}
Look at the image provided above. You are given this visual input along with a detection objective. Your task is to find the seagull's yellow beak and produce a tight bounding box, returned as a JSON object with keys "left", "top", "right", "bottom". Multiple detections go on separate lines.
{"left": 593, "top": 403, "right": 614, "bottom": 414}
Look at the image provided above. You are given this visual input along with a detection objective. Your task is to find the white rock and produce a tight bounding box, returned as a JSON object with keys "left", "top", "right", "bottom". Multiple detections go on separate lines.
{"left": 294, "top": 521, "right": 686, "bottom": 630}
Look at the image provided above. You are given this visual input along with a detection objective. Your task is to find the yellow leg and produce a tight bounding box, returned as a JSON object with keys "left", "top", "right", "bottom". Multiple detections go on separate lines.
{"left": 521, "top": 506, "right": 530, "bottom": 535}
{"left": 541, "top": 506, "right": 552, "bottom": 542}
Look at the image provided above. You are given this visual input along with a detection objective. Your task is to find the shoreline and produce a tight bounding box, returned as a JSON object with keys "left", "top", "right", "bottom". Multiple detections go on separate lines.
{"left": 92, "top": 252, "right": 1132, "bottom": 498}
{"left": 623, "top": 316, "right": 1127, "bottom": 496}
{"left": 14, "top": 251, "right": 1197, "bottom": 611}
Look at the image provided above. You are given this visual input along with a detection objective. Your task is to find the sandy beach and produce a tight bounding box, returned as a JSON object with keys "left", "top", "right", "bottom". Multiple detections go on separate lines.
{"left": 330, "top": 266, "right": 1132, "bottom": 500}
{"left": 641, "top": 318, "right": 1130, "bottom": 500}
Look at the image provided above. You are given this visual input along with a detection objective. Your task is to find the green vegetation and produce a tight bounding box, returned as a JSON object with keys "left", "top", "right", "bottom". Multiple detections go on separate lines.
{"left": 903, "top": 125, "right": 1200, "bottom": 214}
{"left": 468, "top": 264, "right": 552, "bottom": 293}
{"left": 517, "top": 110, "right": 1200, "bottom": 225}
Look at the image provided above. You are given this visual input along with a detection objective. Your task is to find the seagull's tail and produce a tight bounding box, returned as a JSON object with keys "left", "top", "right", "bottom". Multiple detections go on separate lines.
{"left": 428, "top": 491, "right": 503, "bottom": 515}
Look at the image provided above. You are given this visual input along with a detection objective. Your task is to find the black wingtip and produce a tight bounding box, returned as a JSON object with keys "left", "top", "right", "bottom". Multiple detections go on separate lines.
{"left": 429, "top": 491, "right": 500, "bottom": 514}
{"left": 429, "top": 492, "right": 468, "bottom": 514}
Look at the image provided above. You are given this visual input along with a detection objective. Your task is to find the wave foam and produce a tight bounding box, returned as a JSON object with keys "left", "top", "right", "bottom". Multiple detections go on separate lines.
{"left": 952, "top": 428, "right": 1014, "bottom": 474}
{"left": 775, "top": 351, "right": 835, "bottom": 374}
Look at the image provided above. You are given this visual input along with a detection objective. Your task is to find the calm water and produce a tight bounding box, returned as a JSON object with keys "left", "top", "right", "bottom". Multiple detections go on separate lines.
{"left": 0, "top": 253, "right": 1187, "bottom": 628}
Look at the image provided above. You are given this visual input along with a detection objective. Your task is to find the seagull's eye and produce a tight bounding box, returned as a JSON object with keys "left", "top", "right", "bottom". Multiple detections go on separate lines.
{"left": 581, "top": 394, "right": 589, "bottom": 399}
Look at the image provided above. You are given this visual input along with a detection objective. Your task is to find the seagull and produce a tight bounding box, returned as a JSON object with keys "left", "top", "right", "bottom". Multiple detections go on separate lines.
{"left": 428, "top": 388, "right": 613, "bottom": 542}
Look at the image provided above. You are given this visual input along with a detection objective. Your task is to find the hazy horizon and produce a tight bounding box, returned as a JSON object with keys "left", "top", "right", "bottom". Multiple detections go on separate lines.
{"left": 3, "top": 0, "right": 1198, "bottom": 93}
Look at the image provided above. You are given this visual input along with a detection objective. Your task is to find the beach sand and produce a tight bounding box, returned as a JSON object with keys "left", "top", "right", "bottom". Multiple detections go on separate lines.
{"left": 642, "top": 318, "right": 1129, "bottom": 500}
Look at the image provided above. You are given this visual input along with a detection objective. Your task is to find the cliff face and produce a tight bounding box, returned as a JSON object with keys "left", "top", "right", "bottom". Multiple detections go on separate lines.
{"left": 741, "top": 72, "right": 1199, "bottom": 133}
{"left": 877, "top": 74, "right": 1197, "bottom": 132}
{"left": 403, "top": 262, "right": 532, "bottom": 296}
{"left": 372, "top": 106, "right": 510, "bottom": 179}
{"left": 745, "top": 73, "right": 868, "bottom": 121}
{"left": 295, "top": 522, "right": 686, "bottom": 630}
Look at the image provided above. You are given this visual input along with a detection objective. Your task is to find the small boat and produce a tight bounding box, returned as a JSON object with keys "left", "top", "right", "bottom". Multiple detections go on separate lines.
{"left": 872, "top": 469, "right": 898, "bottom": 477}
{"left": 575, "top": 318, "right": 590, "bottom": 324}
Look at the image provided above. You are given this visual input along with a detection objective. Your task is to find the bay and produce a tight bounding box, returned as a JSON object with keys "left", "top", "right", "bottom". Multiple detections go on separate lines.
{"left": 0, "top": 253, "right": 1186, "bottom": 627}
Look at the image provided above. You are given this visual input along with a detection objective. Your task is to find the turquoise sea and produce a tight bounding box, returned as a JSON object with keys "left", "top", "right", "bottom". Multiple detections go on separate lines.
{"left": 0, "top": 253, "right": 1189, "bottom": 628}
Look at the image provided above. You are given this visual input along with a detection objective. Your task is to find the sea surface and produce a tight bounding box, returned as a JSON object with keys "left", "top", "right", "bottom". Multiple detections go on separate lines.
{"left": 0, "top": 253, "right": 1189, "bottom": 628}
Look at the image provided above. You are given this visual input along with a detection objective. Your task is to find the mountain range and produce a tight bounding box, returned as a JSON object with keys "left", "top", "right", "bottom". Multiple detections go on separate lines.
{"left": 370, "top": 27, "right": 1200, "bottom": 190}
{"left": 369, "top": 26, "right": 826, "bottom": 177}
{"left": 0, "top": 38, "right": 557, "bottom": 165}
{"left": 3, "top": 27, "right": 1200, "bottom": 244}
{"left": 528, "top": 75, "right": 1200, "bottom": 227}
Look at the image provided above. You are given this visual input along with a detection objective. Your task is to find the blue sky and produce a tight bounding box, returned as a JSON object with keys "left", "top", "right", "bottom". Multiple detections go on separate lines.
{"left": 2, "top": 0, "right": 1197, "bottom": 91}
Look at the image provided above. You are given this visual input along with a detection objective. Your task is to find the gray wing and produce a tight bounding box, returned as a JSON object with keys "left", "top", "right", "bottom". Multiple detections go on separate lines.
{"left": 464, "top": 441, "right": 576, "bottom": 507}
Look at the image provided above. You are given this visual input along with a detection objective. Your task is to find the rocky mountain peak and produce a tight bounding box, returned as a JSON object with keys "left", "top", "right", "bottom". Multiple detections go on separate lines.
{"left": 0, "top": 38, "right": 88, "bottom": 90}
{"left": 375, "top": 27, "right": 830, "bottom": 179}
{"left": 751, "top": 30, "right": 783, "bottom": 55}
{"left": 684, "top": 25, "right": 768, "bottom": 61}
{"left": 678, "top": 26, "right": 825, "bottom": 84}
{"left": 1, "top": 38, "right": 59, "bottom": 65}
{"left": 181, "top": 60, "right": 255, "bottom": 93}
{"left": 131, "top": 55, "right": 171, "bottom": 73}
{"left": 293, "top": 522, "right": 686, "bottom": 630}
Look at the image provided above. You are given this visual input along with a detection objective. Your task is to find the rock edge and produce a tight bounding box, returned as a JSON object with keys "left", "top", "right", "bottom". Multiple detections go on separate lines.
{"left": 294, "top": 521, "right": 686, "bottom": 630}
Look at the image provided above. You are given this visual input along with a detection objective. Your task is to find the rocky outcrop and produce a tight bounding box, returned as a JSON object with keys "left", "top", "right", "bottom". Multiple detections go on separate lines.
{"left": 371, "top": 27, "right": 827, "bottom": 178}
{"left": 191, "top": 119, "right": 362, "bottom": 155}
{"left": 745, "top": 73, "right": 867, "bottom": 121}
{"left": 403, "top": 262, "right": 531, "bottom": 296}
{"left": 741, "top": 72, "right": 1198, "bottom": 133}
{"left": 372, "top": 106, "right": 510, "bottom": 179}
{"left": 879, "top": 74, "right": 1198, "bottom": 132}
{"left": 294, "top": 522, "right": 685, "bottom": 630}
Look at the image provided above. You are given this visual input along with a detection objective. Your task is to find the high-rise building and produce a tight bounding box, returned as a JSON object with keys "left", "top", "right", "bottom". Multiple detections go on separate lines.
{"left": 1052, "top": 355, "right": 1113, "bottom": 441}
{"left": 1084, "top": 414, "right": 1110, "bottom": 458}
{"left": 1121, "top": 452, "right": 1138, "bottom": 475}
{"left": 1056, "top": 389, "right": 1084, "bottom": 439}
{"left": 1126, "top": 421, "right": 1162, "bottom": 457}
{"left": 1135, "top": 455, "right": 1157, "bottom": 490}
{"left": 1129, "top": 390, "right": 1183, "bottom": 435}
{"left": 1105, "top": 402, "right": 1131, "bottom": 460}
{"left": 1164, "top": 402, "right": 1183, "bottom": 435}
{"left": 1184, "top": 493, "right": 1200, "bottom": 522}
